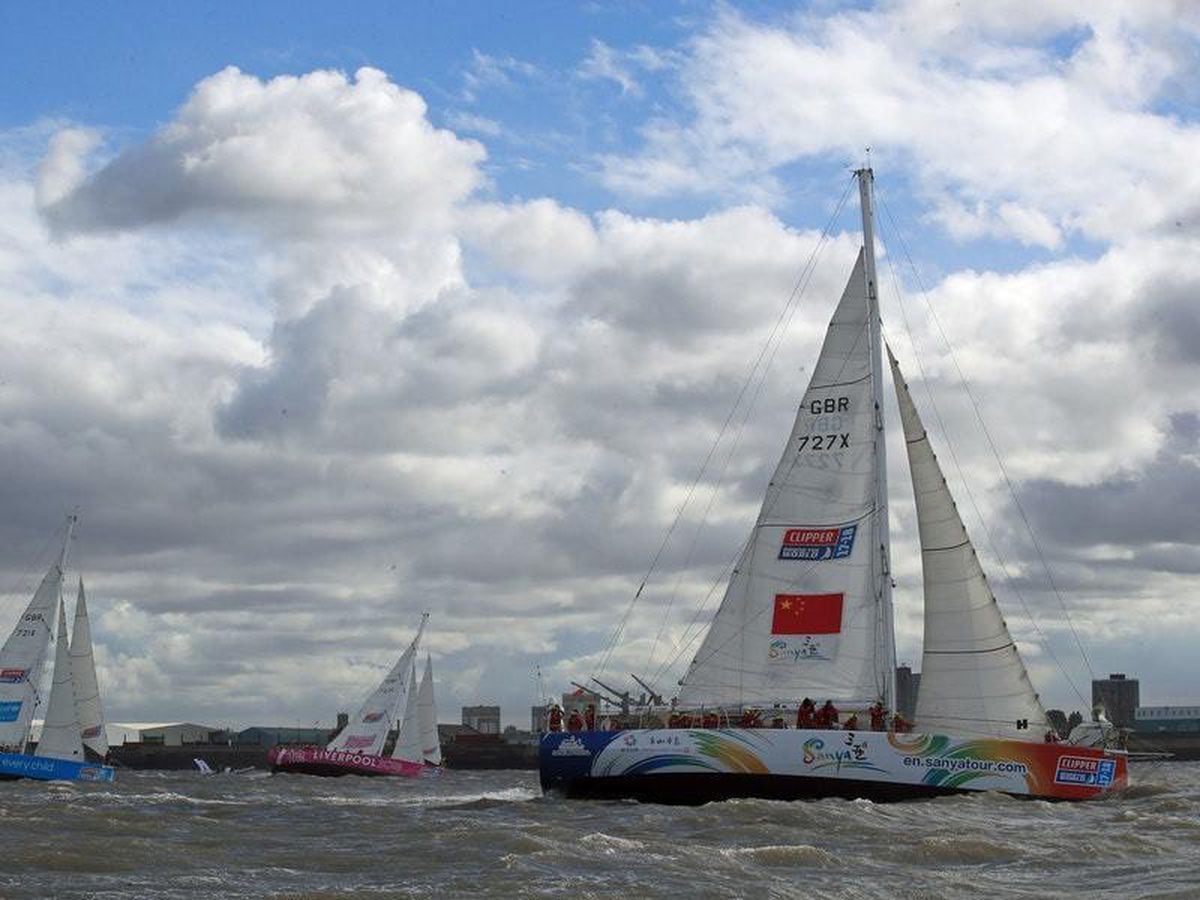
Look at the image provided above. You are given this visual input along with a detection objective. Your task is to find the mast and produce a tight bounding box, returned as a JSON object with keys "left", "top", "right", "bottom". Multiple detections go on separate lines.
{"left": 855, "top": 168, "right": 895, "bottom": 711}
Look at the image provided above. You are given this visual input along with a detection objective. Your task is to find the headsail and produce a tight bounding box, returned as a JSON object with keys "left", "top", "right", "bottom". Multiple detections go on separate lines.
{"left": 34, "top": 596, "right": 85, "bottom": 761}
{"left": 391, "top": 658, "right": 423, "bottom": 764}
{"left": 0, "top": 523, "right": 73, "bottom": 752}
{"left": 888, "top": 346, "right": 1048, "bottom": 739}
{"left": 677, "top": 248, "right": 894, "bottom": 710}
{"left": 326, "top": 614, "right": 427, "bottom": 755}
{"left": 70, "top": 579, "right": 108, "bottom": 758}
{"left": 417, "top": 655, "right": 440, "bottom": 765}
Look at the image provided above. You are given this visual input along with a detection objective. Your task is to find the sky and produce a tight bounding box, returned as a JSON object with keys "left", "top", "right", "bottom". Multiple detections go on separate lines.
{"left": 1, "top": 0, "right": 1198, "bottom": 730}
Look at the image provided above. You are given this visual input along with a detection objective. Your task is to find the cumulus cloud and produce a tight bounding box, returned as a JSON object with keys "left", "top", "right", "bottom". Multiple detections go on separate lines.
{"left": 600, "top": 4, "right": 1200, "bottom": 246}
{"left": 1, "top": 3, "right": 1198, "bottom": 728}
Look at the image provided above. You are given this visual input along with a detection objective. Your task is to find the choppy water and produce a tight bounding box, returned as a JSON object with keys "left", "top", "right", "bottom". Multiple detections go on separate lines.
{"left": 0, "top": 762, "right": 1196, "bottom": 899}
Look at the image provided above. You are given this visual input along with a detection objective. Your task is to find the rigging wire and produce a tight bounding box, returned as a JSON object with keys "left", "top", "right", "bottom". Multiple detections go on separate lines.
{"left": 596, "top": 174, "right": 859, "bottom": 681}
{"left": 876, "top": 195, "right": 1096, "bottom": 701}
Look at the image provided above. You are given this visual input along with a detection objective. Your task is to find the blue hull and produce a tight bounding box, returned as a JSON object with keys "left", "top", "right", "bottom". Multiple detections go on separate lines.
{"left": 0, "top": 752, "right": 115, "bottom": 783}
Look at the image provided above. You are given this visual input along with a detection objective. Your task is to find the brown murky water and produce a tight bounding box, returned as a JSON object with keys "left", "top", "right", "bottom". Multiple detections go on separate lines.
{"left": 0, "top": 762, "right": 1194, "bottom": 898}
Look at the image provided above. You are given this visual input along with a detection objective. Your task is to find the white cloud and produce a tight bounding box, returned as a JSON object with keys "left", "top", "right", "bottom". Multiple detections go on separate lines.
{"left": 1, "top": 4, "right": 1198, "bottom": 727}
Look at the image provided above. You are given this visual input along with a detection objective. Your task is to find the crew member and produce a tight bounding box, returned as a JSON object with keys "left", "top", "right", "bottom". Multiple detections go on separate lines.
{"left": 702, "top": 712, "right": 720, "bottom": 729}
{"left": 892, "top": 713, "right": 910, "bottom": 734}
{"left": 584, "top": 704, "right": 597, "bottom": 731}
{"left": 843, "top": 713, "right": 859, "bottom": 731}
{"left": 547, "top": 704, "right": 564, "bottom": 733}
{"left": 796, "top": 698, "right": 816, "bottom": 729}
{"left": 868, "top": 701, "right": 887, "bottom": 732}
{"left": 566, "top": 709, "right": 585, "bottom": 732}
{"left": 739, "top": 708, "right": 762, "bottom": 728}
{"left": 816, "top": 700, "right": 839, "bottom": 729}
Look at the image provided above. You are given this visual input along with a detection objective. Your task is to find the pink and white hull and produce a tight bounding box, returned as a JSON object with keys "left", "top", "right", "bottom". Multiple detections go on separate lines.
{"left": 268, "top": 745, "right": 429, "bottom": 778}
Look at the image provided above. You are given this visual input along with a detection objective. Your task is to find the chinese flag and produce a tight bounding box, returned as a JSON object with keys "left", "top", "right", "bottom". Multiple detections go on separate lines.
{"left": 771, "top": 593, "right": 843, "bottom": 634}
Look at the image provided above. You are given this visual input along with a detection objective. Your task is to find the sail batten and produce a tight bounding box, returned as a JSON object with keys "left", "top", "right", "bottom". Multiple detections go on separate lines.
{"left": 34, "top": 596, "right": 85, "bottom": 761}
{"left": 391, "top": 658, "right": 422, "bottom": 764}
{"left": 70, "top": 579, "right": 107, "bottom": 757}
{"left": 887, "top": 346, "right": 1047, "bottom": 739}
{"left": 326, "top": 614, "right": 427, "bottom": 756}
{"left": 677, "top": 249, "right": 894, "bottom": 709}
{"left": 0, "top": 529, "right": 72, "bottom": 753}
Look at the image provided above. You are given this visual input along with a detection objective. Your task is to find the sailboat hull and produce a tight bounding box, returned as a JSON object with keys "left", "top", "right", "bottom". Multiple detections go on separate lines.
{"left": 0, "top": 751, "right": 115, "bottom": 783}
{"left": 267, "top": 745, "right": 427, "bottom": 778}
{"left": 540, "top": 728, "right": 1126, "bottom": 804}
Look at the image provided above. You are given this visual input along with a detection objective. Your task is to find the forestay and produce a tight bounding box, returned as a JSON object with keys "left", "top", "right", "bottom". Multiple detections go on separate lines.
{"left": 34, "top": 596, "right": 85, "bottom": 761}
{"left": 70, "top": 580, "right": 108, "bottom": 757}
{"left": 677, "top": 252, "right": 893, "bottom": 709}
{"left": 888, "top": 347, "right": 1048, "bottom": 739}
{"left": 326, "top": 615, "right": 426, "bottom": 756}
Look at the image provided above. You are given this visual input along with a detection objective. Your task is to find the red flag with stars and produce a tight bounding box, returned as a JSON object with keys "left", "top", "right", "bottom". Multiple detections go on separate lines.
{"left": 771, "top": 593, "right": 843, "bottom": 634}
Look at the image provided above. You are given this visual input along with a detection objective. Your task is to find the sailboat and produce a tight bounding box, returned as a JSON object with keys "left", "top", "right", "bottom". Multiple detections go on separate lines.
{"left": 0, "top": 517, "right": 115, "bottom": 783}
{"left": 269, "top": 614, "right": 441, "bottom": 777}
{"left": 539, "top": 169, "right": 1127, "bottom": 803}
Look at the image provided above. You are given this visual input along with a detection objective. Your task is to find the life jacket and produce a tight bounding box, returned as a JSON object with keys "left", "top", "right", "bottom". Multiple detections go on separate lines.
{"left": 702, "top": 713, "right": 720, "bottom": 729}
{"left": 797, "top": 707, "right": 816, "bottom": 728}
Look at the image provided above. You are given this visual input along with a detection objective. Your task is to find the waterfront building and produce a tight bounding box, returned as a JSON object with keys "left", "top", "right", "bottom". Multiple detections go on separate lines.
{"left": 1092, "top": 673, "right": 1140, "bottom": 729}
{"left": 461, "top": 705, "right": 501, "bottom": 735}
{"left": 1134, "top": 706, "right": 1200, "bottom": 734}
{"left": 896, "top": 665, "right": 920, "bottom": 720}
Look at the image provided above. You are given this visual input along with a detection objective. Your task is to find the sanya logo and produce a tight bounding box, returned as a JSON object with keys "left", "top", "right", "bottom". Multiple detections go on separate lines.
{"left": 802, "top": 735, "right": 869, "bottom": 771}
{"left": 550, "top": 736, "right": 592, "bottom": 757}
{"left": 767, "top": 637, "right": 829, "bottom": 662}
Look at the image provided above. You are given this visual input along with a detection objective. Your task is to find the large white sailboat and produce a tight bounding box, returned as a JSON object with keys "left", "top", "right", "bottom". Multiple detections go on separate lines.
{"left": 539, "top": 169, "right": 1127, "bottom": 803}
{"left": 0, "top": 517, "right": 115, "bottom": 783}
{"left": 269, "top": 614, "right": 441, "bottom": 777}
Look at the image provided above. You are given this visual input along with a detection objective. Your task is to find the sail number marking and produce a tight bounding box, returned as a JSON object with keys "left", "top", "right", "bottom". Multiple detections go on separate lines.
{"left": 797, "top": 434, "right": 850, "bottom": 451}
{"left": 809, "top": 397, "right": 850, "bottom": 414}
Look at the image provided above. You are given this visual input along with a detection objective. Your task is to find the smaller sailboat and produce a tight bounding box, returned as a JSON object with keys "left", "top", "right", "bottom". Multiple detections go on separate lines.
{"left": 0, "top": 517, "right": 115, "bottom": 783}
{"left": 269, "top": 614, "right": 441, "bottom": 777}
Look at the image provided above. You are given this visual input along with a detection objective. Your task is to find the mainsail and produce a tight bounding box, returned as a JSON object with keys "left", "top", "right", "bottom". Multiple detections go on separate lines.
{"left": 326, "top": 614, "right": 426, "bottom": 755}
{"left": 888, "top": 347, "right": 1048, "bottom": 739}
{"left": 677, "top": 248, "right": 894, "bottom": 710}
{"left": 70, "top": 579, "right": 108, "bottom": 757}
{"left": 391, "top": 658, "right": 423, "bottom": 764}
{"left": 0, "top": 525, "right": 72, "bottom": 753}
{"left": 417, "top": 655, "right": 441, "bottom": 765}
{"left": 33, "top": 596, "right": 85, "bottom": 761}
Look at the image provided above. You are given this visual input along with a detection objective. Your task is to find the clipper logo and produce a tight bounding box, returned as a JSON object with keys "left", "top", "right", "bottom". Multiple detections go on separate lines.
{"left": 82, "top": 725, "right": 103, "bottom": 739}
{"left": 550, "top": 736, "right": 592, "bottom": 757}
{"left": 342, "top": 735, "right": 377, "bottom": 750}
{"left": 0, "top": 669, "right": 27, "bottom": 684}
{"left": 779, "top": 525, "right": 857, "bottom": 561}
{"left": 1054, "top": 755, "right": 1116, "bottom": 787}
{"left": 362, "top": 711, "right": 386, "bottom": 723}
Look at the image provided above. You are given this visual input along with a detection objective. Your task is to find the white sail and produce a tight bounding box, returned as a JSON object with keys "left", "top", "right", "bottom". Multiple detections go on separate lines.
{"left": 888, "top": 346, "right": 1048, "bottom": 739}
{"left": 326, "top": 614, "right": 426, "bottom": 755}
{"left": 417, "top": 654, "right": 440, "bottom": 765}
{"left": 391, "top": 658, "right": 423, "bottom": 764}
{"left": 34, "top": 596, "right": 84, "bottom": 761}
{"left": 69, "top": 579, "right": 108, "bottom": 758}
{"left": 678, "top": 250, "right": 893, "bottom": 709}
{"left": 0, "top": 525, "right": 73, "bottom": 753}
